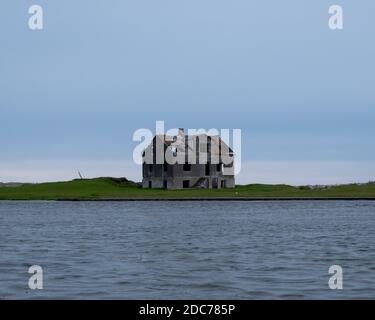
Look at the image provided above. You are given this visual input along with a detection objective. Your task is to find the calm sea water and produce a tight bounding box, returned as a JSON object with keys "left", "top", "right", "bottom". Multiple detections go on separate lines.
{"left": 1, "top": 200, "right": 375, "bottom": 299}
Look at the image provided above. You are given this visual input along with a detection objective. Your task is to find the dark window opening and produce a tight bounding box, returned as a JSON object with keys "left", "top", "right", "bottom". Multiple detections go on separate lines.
{"left": 171, "top": 147, "right": 177, "bottom": 157}
{"left": 183, "top": 164, "right": 191, "bottom": 171}
{"left": 163, "top": 180, "right": 167, "bottom": 189}
{"left": 224, "top": 162, "right": 233, "bottom": 168}
{"left": 217, "top": 164, "right": 221, "bottom": 172}
{"left": 164, "top": 164, "right": 168, "bottom": 172}
{"left": 221, "top": 180, "right": 225, "bottom": 188}
{"left": 183, "top": 180, "right": 190, "bottom": 188}
{"left": 148, "top": 181, "right": 152, "bottom": 188}
{"left": 205, "top": 163, "right": 210, "bottom": 176}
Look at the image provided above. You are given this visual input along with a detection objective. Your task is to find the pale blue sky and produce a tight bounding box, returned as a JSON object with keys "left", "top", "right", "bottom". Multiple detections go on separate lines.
{"left": 0, "top": 1, "right": 374, "bottom": 183}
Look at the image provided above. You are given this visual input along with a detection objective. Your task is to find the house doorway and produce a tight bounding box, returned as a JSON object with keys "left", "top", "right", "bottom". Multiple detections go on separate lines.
{"left": 212, "top": 178, "right": 218, "bottom": 189}
{"left": 221, "top": 180, "right": 225, "bottom": 188}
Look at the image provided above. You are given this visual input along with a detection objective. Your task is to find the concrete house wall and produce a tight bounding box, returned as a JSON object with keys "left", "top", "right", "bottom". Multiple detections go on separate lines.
{"left": 142, "top": 163, "right": 235, "bottom": 189}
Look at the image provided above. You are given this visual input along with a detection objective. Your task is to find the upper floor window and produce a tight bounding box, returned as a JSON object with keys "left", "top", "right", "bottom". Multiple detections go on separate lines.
{"left": 171, "top": 146, "right": 177, "bottom": 157}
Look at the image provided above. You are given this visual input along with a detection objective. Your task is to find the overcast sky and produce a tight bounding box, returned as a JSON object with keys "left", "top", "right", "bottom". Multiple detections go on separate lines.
{"left": 1, "top": 1, "right": 374, "bottom": 184}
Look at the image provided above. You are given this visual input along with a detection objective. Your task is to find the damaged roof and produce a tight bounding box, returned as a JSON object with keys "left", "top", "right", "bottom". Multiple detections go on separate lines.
{"left": 144, "top": 133, "right": 234, "bottom": 156}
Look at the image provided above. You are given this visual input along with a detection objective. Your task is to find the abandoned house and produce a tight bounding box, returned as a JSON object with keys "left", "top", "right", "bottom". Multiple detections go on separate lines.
{"left": 142, "top": 128, "right": 235, "bottom": 189}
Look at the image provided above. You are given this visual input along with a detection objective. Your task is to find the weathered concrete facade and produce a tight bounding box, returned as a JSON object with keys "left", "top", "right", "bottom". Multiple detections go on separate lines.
{"left": 142, "top": 129, "right": 235, "bottom": 189}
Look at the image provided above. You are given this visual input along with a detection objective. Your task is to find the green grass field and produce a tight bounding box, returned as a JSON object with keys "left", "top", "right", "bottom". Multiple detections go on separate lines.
{"left": 0, "top": 177, "right": 375, "bottom": 200}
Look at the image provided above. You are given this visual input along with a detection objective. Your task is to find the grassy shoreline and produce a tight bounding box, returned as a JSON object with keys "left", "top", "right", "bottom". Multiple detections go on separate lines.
{"left": 0, "top": 177, "right": 375, "bottom": 200}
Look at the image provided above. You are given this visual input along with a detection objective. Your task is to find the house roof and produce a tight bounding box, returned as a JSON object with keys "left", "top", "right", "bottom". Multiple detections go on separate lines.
{"left": 145, "top": 133, "right": 234, "bottom": 156}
